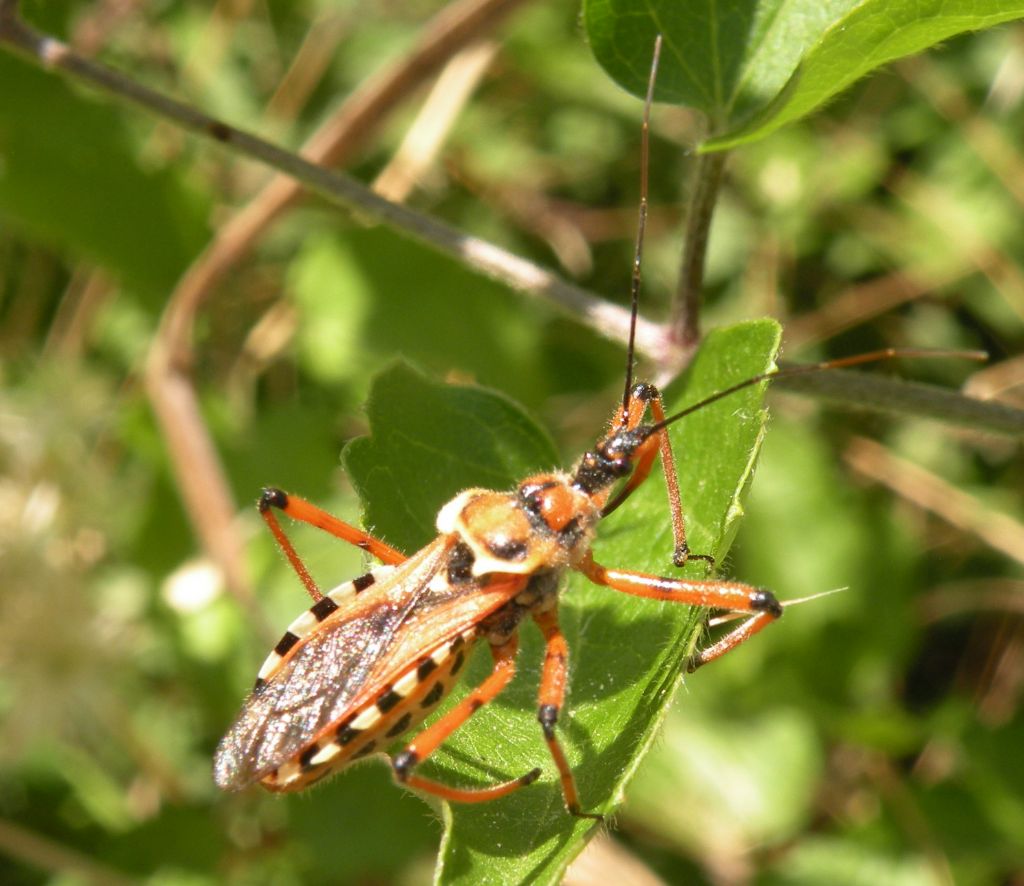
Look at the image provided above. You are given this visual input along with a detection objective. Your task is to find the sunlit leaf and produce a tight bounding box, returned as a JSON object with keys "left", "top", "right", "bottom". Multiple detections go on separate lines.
{"left": 583, "top": 0, "right": 1024, "bottom": 149}
{"left": 0, "top": 55, "right": 207, "bottom": 297}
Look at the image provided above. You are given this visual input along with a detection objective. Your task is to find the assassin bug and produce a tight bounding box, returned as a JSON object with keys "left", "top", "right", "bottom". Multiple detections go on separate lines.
{"left": 214, "top": 37, "right": 983, "bottom": 816}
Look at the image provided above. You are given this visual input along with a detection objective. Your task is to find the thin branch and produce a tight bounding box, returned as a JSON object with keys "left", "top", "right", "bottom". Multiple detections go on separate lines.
{"left": 775, "top": 367, "right": 1024, "bottom": 437}
{"left": 143, "top": 0, "right": 534, "bottom": 602}
{"left": 154, "top": 0, "right": 542, "bottom": 369}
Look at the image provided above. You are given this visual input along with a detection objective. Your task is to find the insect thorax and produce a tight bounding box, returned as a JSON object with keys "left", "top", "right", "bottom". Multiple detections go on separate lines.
{"left": 478, "top": 570, "right": 562, "bottom": 646}
{"left": 436, "top": 473, "right": 600, "bottom": 578}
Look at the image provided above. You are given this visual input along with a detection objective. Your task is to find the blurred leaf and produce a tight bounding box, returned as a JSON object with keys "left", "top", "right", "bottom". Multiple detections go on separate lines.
{"left": 625, "top": 706, "right": 822, "bottom": 857}
{"left": 285, "top": 764, "right": 442, "bottom": 882}
{"left": 0, "top": 55, "right": 208, "bottom": 298}
{"left": 288, "top": 231, "right": 372, "bottom": 385}
{"left": 334, "top": 227, "right": 553, "bottom": 407}
{"left": 583, "top": 0, "right": 1024, "bottom": 150}
{"left": 344, "top": 322, "right": 780, "bottom": 882}
{"left": 770, "top": 836, "right": 937, "bottom": 886}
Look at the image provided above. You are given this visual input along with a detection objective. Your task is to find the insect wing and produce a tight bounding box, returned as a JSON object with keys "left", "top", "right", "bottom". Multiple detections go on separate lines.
{"left": 214, "top": 537, "right": 526, "bottom": 790}
{"left": 214, "top": 539, "right": 446, "bottom": 790}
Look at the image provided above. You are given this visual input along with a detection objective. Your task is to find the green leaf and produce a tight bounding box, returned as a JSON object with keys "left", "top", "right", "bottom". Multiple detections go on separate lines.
{"left": 0, "top": 54, "right": 207, "bottom": 298}
{"left": 584, "top": 0, "right": 861, "bottom": 129}
{"left": 293, "top": 228, "right": 554, "bottom": 407}
{"left": 344, "top": 321, "right": 781, "bottom": 883}
{"left": 343, "top": 362, "right": 560, "bottom": 554}
{"left": 708, "top": 2, "right": 1024, "bottom": 150}
{"left": 583, "top": 0, "right": 1024, "bottom": 149}
{"left": 625, "top": 707, "right": 823, "bottom": 857}
{"left": 772, "top": 836, "right": 937, "bottom": 886}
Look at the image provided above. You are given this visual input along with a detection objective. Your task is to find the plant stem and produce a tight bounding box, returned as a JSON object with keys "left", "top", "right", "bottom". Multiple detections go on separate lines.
{"left": 672, "top": 150, "right": 728, "bottom": 349}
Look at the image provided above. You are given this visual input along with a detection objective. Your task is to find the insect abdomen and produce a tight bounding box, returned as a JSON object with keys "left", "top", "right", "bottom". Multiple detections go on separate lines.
{"left": 260, "top": 631, "right": 475, "bottom": 792}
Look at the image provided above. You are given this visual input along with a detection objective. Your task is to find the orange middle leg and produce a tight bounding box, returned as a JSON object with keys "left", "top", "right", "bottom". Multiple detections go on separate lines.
{"left": 534, "top": 606, "right": 601, "bottom": 819}
{"left": 578, "top": 553, "right": 782, "bottom": 671}
{"left": 391, "top": 635, "right": 541, "bottom": 803}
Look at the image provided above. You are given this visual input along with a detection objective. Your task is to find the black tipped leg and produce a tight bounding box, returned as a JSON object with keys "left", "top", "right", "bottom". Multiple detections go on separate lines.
{"left": 672, "top": 542, "right": 715, "bottom": 569}
{"left": 392, "top": 749, "right": 419, "bottom": 782}
{"left": 751, "top": 589, "right": 783, "bottom": 618}
{"left": 259, "top": 487, "right": 288, "bottom": 512}
{"left": 521, "top": 767, "right": 543, "bottom": 787}
{"left": 569, "top": 804, "right": 604, "bottom": 821}
{"left": 537, "top": 703, "right": 602, "bottom": 819}
{"left": 687, "top": 588, "right": 783, "bottom": 672}
{"left": 537, "top": 703, "right": 559, "bottom": 740}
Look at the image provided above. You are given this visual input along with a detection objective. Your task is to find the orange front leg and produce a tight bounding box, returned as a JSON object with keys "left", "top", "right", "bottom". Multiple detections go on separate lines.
{"left": 259, "top": 487, "right": 406, "bottom": 601}
{"left": 601, "top": 383, "right": 713, "bottom": 568}
{"left": 578, "top": 553, "right": 782, "bottom": 671}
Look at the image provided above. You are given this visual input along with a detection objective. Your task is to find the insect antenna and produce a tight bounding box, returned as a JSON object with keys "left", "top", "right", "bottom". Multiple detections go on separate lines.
{"left": 648, "top": 347, "right": 989, "bottom": 435}
{"left": 620, "top": 34, "right": 663, "bottom": 425}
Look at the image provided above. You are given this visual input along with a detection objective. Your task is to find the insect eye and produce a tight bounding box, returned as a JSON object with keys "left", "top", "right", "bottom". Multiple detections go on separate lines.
{"left": 519, "top": 481, "right": 556, "bottom": 514}
{"left": 519, "top": 480, "right": 578, "bottom": 532}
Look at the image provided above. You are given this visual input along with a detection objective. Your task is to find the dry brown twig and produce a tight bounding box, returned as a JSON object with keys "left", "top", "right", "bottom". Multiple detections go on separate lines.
{"left": 782, "top": 266, "right": 969, "bottom": 352}
{"left": 844, "top": 435, "right": 1024, "bottom": 569}
{"left": 373, "top": 41, "right": 499, "bottom": 203}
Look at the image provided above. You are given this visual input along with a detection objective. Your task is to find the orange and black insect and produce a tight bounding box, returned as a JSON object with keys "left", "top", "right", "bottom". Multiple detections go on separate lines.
{"left": 213, "top": 38, "right": 982, "bottom": 816}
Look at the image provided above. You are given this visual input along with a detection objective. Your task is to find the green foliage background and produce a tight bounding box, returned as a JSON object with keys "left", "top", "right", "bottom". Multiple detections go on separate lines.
{"left": 1, "top": 2, "right": 1023, "bottom": 884}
